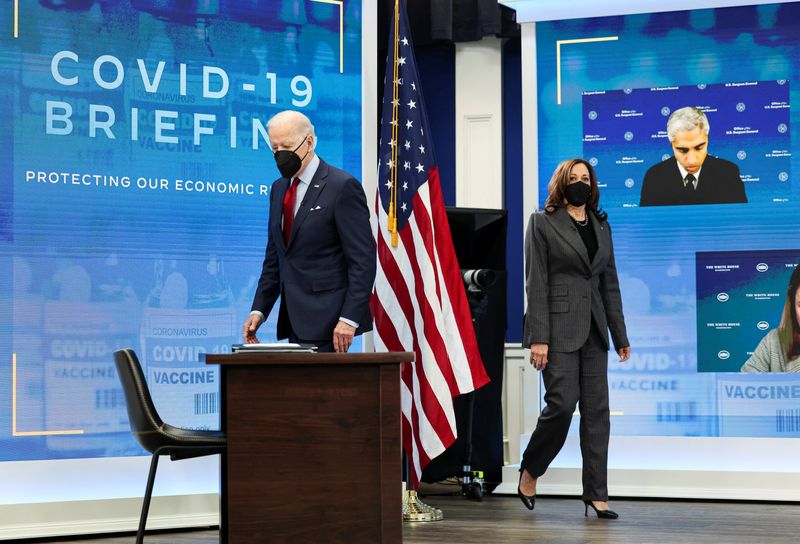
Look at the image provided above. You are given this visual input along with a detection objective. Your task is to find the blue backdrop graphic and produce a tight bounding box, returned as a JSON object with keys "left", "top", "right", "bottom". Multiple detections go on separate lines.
{"left": 696, "top": 249, "right": 799, "bottom": 373}
{"left": 582, "top": 80, "right": 791, "bottom": 208}
{"left": 535, "top": 3, "right": 800, "bottom": 439}
{"left": 0, "top": 1, "right": 362, "bottom": 461}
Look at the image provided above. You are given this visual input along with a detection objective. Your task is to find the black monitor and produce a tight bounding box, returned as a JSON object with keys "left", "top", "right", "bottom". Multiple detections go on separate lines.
{"left": 421, "top": 207, "right": 507, "bottom": 489}
{"left": 445, "top": 207, "right": 507, "bottom": 271}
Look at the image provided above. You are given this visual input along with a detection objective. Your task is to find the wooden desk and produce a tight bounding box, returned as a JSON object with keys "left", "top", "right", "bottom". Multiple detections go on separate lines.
{"left": 206, "top": 351, "right": 413, "bottom": 543}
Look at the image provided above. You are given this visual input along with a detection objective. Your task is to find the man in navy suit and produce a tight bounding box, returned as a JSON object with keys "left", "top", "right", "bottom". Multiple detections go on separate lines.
{"left": 242, "top": 110, "right": 375, "bottom": 352}
{"left": 639, "top": 106, "right": 747, "bottom": 207}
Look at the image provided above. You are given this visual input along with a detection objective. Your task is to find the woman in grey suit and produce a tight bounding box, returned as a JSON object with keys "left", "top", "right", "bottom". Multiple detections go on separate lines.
{"left": 741, "top": 264, "right": 800, "bottom": 372}
{"left": 517, "top": 158, "right": 631, "bottom": 519}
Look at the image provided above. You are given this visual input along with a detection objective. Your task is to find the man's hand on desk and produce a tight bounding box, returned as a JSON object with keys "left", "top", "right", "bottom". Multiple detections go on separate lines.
{"left": 243, "top": 313, "right": 263, "bottom": 344}
{"left": 333, "top": 320, "right": 356, "bottom": 352}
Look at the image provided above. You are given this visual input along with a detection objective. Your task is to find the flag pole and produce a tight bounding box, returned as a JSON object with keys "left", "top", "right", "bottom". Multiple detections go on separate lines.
{"left": 377, "top": 0, "right": 488, "bottom": 522}
{"left": 402, "top": 450, "right": 443, "bottom": 522}
{"left": 388, "top": 0, "right": 400, "bottom": 247}
{"left": 388, "top": 0, "right": 441, "bottom": 524}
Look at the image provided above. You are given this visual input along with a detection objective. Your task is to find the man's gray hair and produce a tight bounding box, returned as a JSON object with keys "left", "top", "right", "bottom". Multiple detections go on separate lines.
{"left": 267, "top": 110, "right": 317, "bottom": 148}
{"left": 666, "top": 107, "right": 710, "bottom": 141}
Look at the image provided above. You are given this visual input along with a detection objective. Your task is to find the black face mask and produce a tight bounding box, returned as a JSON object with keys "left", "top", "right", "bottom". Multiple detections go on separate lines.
{"left": 564, "top": 182, "right": 592, "bottom": 207}
{"left": 274, "top": 135, "right": 310, "bottom": 178}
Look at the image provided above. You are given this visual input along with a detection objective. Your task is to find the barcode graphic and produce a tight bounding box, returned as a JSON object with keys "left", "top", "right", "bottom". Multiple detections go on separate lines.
{"left": 194, "top": 392, "right": 218, "bottom": 415}
{"left": 95, "top": 388, "right": 125, "bottom": 410}
{"left": 775, "top": 409, "right": 800, "bottom": 433}
{"left": 656, "top": 401, "right": 697, "bottom": 422}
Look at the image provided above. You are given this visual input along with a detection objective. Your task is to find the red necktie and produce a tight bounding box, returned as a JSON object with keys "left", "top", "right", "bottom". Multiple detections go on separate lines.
{"left": 282, "top": 177, "right": 301, "bottom": 244}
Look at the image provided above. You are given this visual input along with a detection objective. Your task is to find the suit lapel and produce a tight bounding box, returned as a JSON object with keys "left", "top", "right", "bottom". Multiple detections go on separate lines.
{"left": 286, "top": 159, "right": 329, "bottom": 248}
{"left": 697, "top": 155, "right": 717, "bottom": 197}
{"left": 669, "top": 158, "right": 685, "bottom": 196}
{"left": 552, "top": 207, "right": 590, "bottom": 271}
{"left": 589, "top": 213, "right": 609, "bottom": 273}
{"left": 271, "top": 178, "right": 289, "bottom": 253}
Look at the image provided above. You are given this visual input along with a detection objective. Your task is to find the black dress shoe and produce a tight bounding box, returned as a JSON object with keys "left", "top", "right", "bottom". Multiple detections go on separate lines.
{"left": 583, "top": 500, "right": 619, "bottom": 519}
{"left": 517, "top": 486, "right": 535, "bottom": 510}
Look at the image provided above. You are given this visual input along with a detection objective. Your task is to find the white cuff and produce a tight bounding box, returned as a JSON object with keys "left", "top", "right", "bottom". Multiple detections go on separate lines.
{"left": 339, "top": 317, "right": 359, "bottom": 329}
{"left": 249, "top": 310, "right": 265, "bottom": 323}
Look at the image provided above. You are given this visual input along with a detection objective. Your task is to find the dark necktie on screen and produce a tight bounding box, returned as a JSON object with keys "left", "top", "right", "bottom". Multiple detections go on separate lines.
{"left": 684, "top": 173, "right": 697, "bottom": 190}
{"left": 282, "top": 177, "right": 301, "bottom": 244}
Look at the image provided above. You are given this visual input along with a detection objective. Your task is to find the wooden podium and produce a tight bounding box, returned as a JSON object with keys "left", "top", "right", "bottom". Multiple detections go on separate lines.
{"left": 206, "top": 351, "right": 413, "bottom": 543}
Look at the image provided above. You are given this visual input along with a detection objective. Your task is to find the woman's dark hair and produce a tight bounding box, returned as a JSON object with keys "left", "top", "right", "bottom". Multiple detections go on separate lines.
{"left": 778, "top": 264, "right": 800, "bottom": 362}
{"left": 542, "top": 158, "right": 607, "bottom": 221}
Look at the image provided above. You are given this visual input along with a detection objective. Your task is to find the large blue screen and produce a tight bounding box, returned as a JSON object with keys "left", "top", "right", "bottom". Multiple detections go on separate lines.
{"left": 536, "top": 3, "right": 799, "bottom": 439}
{"left": 0, "top": 1, "right": 363, "bottom": 461}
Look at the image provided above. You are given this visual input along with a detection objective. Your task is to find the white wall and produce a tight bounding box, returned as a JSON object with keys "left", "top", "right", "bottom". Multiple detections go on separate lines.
{"left": 455, "top": 38, "right": 504, "bottom": 209}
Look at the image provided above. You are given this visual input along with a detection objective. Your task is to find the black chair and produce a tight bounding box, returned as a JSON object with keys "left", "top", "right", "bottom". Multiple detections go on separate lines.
{"left": 114, "top": 348, "right": 226, "bottom": 544}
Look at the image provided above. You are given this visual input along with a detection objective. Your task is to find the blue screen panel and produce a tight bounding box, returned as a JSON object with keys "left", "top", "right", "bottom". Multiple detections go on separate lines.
{"left": 0, "top": 0, "right": 363, "bottom": 462}
{"left": 535, "top": 2, "right": 800, "bottom": 439}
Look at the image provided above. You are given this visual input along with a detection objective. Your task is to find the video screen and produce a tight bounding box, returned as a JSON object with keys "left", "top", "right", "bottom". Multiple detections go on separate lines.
{"left": 582, "top": 80, "right": 790, "bottom": 208}
{"left": 535, "top": 2, "right": 800, "bottom": 441}
{"left": 697, "top": 250, "right": 800, "bottom": 373}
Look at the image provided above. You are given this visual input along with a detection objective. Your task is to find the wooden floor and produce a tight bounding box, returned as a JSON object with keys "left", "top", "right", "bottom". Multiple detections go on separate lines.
{"left": 29, "top": 494, "right": 800, "bottom": 543}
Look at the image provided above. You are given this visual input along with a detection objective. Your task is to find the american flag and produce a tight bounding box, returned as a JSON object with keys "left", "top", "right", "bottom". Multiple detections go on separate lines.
{"left": 371, "top": 0, "right": 490, "bottom": 488}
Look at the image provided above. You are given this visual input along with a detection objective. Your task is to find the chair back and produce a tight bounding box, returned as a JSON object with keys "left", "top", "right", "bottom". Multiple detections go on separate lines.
{"left": 114, "top": 348, "right": 165, "bottom": 453}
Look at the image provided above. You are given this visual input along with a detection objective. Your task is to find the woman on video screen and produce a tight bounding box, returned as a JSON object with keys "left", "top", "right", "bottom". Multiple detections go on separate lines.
{"left": 742, "top": 264, "right": 800, "bottom": 373}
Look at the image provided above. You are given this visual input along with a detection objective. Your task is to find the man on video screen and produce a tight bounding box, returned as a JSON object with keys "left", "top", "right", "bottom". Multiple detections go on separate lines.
{"left": 639, "top": 107, "right": 747, "bottom": 207}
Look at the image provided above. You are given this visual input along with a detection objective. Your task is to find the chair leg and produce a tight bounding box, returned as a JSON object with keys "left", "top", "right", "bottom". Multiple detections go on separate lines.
{"left": 137, "top": 454, "right": 160, "bottom": 544}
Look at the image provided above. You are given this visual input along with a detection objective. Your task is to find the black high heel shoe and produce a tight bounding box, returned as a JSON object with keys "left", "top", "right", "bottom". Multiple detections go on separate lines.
{"left": 517, "top": 486, "right": 535, "bottom": 510}
{"left": 517, "top": 473, "right": 535, "bottom": 510}
{"left": 583, "top": 500, "right": 619, "bottom": 519}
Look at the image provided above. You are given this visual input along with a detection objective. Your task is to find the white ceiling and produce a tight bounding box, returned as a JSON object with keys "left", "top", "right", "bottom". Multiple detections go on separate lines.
{"left": 500, "top": 0, "right": 799, "bottom": 23}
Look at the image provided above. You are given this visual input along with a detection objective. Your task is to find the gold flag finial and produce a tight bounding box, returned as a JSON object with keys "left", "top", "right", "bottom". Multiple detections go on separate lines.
{"left": 388, "top": 202, "right": 398, "bottom": 247}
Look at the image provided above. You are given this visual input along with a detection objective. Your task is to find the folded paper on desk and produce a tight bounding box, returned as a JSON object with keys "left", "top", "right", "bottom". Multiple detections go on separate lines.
{"left": 231, "top": 343, "right": 318, "bottom": 352}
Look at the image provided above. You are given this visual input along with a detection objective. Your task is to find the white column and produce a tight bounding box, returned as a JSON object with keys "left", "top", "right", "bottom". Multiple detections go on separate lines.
{"left": 520, "top": 22, "right": 539, "bottom": 225}
{"left": 362, "top": 0, "right": 378, "bottom": 352}
{"left": 361, "top": 0, "right": 378, "bottom": 206}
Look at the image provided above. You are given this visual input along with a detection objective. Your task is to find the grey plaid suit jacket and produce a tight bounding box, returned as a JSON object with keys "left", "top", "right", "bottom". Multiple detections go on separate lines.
{"left": 523, "top": 207, "right": 629, "bottom": 353}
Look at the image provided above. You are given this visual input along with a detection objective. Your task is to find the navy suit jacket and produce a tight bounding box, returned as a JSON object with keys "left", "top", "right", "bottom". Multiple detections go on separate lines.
{"left": 251, "top": 158, "right": 376, "bottom": 341}
{"left": 639, "top": 155, "right": 747, "bottom": 207}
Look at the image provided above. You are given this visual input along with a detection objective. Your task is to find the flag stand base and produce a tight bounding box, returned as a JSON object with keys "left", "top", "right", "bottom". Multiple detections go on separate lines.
{"left": 402, "top": 490, "right": 444, "bottom": 522}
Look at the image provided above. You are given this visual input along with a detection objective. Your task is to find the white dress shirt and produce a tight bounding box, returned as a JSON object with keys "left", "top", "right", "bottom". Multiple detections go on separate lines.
{"left": 677, "top": 162, "right": 702, "bottom": 189}
{"left": 291, "top": 153, "right": 319, "bottom": 218}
